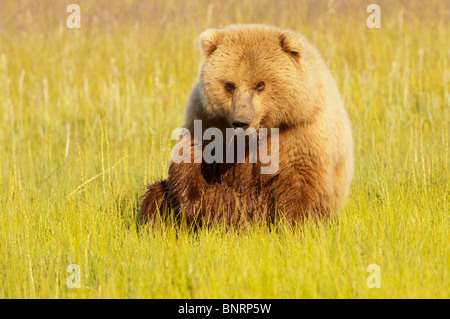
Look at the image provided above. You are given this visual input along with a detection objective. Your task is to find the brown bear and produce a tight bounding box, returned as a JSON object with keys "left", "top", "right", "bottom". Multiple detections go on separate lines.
{"left": 142, "top": 24, "right": 353, "bottom": 226}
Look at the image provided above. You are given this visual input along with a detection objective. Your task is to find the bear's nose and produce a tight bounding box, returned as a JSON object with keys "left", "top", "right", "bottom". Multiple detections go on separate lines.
{"left": 232, "top": 118, "right": 250, "bottom": 130}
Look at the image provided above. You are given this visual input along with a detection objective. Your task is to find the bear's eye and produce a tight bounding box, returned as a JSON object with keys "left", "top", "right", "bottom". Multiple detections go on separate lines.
{"left": 225, "top": 82, "right": 235, "bottom": 93}
{"left": 255, "top": 81, "right": 265, "bottom": 92}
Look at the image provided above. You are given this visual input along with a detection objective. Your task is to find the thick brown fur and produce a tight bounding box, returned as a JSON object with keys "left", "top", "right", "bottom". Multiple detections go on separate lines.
{"left": 141, "top": 24, "right": 354, "bottom": 226}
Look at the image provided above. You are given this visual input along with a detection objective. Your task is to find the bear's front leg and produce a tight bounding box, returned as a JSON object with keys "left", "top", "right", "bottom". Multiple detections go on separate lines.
{"left": 166, "top": 160, "right": 208, "bottom": 222}
{"left": 270, "top": 164, "right": 334, "bottom": 223}
{"left": 141, "top": 180, "right": 169, "bottom": 223}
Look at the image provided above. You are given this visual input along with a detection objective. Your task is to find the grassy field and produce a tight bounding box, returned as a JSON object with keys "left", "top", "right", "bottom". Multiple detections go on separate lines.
{"left": 0, "top": 0, "right": 448, "bottom": 298}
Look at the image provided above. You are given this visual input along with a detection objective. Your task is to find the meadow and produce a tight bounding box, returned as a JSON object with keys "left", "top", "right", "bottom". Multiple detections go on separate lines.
{"left": 0, "top": 0, "right": 448, "bottom": 298}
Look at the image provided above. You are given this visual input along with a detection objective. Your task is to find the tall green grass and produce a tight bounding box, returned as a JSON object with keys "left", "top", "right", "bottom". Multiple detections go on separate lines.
{"left": 0, "top": 0, "right": 448, "bottom": 298}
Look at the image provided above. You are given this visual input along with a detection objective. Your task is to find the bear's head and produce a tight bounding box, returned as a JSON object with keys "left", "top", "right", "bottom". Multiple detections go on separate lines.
{"left": 198, "top": 24, "right": 322, "bottom": 130}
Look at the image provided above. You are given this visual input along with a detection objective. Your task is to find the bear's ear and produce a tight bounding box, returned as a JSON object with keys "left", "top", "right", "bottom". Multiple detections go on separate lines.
{"left": 279, "top": 31, "right": 303, "bottom": 61}
{"left": 199, "top": 29, "right": 223, "bottom": 57}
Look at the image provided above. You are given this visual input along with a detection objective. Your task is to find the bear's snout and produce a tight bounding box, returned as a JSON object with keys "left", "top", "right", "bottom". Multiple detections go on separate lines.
{"left": 232, "top": 116, "right": 251, "bottom": 130}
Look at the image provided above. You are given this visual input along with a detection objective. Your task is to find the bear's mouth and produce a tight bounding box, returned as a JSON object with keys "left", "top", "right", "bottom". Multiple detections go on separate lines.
{"left": 227, "top": 118, "right": 260, "bottom": 131}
